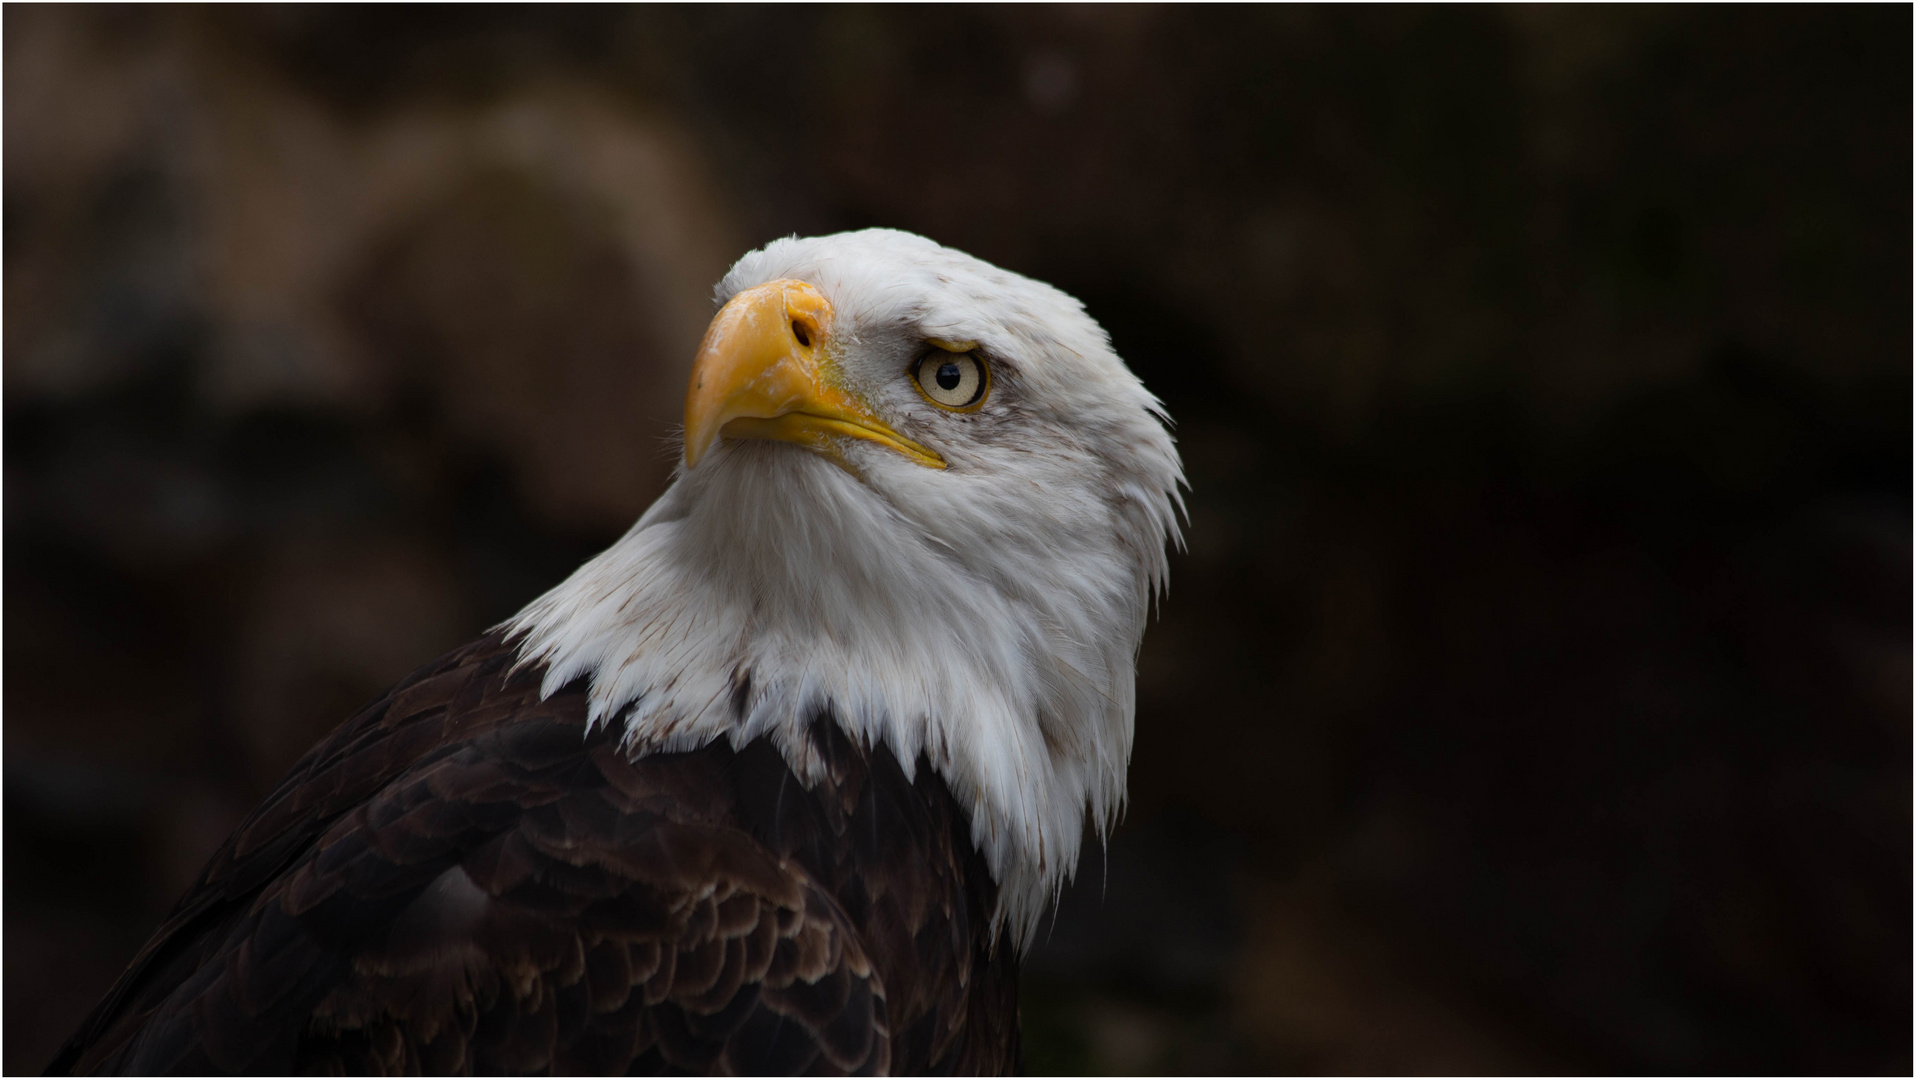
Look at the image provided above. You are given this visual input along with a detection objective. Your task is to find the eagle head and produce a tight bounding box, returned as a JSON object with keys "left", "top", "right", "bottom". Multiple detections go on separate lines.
{"left": 510, "top": 229, "right": 1184, "bottom": 945}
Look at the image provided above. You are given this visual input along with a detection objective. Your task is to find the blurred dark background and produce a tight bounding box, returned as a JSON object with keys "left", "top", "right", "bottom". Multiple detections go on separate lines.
{"left": 5, "top": 5, "right": 1909, "bottom": 1074}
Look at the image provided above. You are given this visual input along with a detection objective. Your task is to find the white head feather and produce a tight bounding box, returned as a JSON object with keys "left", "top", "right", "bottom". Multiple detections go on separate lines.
{"left": 506, "top": 229, "right": 1184, "bottom": 947}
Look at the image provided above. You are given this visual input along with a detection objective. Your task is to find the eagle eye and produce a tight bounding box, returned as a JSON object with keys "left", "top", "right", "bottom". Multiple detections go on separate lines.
{"left": 911, "top": 350, "right": 988, "bottom": 410}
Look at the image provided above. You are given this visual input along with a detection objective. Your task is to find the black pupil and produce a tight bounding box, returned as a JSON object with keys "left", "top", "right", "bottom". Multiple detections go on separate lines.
{"left": 935, "top": 362, "right": 963, "bottom": 391}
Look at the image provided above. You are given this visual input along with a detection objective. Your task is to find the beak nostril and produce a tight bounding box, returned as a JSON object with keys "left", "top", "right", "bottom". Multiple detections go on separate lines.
{"left": 791, "top": 321, "right": 812, "bottom": 348}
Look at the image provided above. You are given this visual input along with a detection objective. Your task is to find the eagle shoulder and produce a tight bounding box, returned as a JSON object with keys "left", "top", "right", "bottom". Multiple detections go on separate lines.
{"left": 48, "top": 635, "right": 903, "bottom": 1075}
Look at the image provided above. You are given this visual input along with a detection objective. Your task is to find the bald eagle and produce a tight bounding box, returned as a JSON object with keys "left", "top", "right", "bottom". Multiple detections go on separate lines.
{"left": 50, "top": 230, "right": 1184, "bottom": 1075}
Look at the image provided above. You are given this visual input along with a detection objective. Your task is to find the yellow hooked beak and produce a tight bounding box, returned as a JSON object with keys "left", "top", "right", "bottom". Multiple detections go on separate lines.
{"left": 682, "top": 279, "right": 945, "bottom": 471}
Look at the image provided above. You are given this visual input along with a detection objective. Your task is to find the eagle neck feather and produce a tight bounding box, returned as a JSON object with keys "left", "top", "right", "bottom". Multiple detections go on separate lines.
{"left": 505, "top": 444, "right": 1150, "bottom": 950}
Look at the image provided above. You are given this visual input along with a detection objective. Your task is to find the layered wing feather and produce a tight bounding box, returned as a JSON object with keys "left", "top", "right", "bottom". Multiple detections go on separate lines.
{"left": 48, "top": 636, "right": 898, "bottom": 1075}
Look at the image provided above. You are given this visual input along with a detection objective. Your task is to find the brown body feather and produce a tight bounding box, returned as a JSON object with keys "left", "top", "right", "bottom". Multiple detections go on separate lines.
{"left": 48, "top": 633, "right": 1021, "bottom": 1076}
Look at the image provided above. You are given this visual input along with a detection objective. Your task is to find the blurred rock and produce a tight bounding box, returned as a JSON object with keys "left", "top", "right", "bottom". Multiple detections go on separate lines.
{"left": 6, "top": 6, "right": 741, "bottom": 527}
{"left": 229, "top": 532, "right": 470, "bottom": 787}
